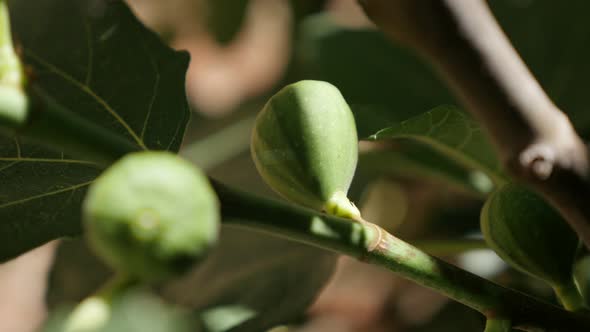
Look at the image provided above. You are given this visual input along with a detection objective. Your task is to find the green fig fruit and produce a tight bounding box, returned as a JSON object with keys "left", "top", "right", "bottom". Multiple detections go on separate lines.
{"left": 83, "top": 152, "right": 220, "bottom": 282}
{"left": 480, "top": 183, "right": 579, "bottom": 288}
{"left": 251, "top": 80, "right": 360, "bottom": 219}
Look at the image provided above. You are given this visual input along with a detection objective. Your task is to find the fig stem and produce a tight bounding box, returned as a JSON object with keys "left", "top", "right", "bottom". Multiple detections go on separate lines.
{"left": 324, "top": 191, "right": 361, "bottom": 220}
{"left": 213, "top": 180, "right": 590, "bottom": 331}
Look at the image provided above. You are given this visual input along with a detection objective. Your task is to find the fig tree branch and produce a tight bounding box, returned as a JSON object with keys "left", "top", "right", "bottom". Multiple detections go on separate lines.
{"left": 214, "top": 181, "right": 590, "bottom": 331}
{"left": 358, "top": 0, "right": 590, "bottom": 248}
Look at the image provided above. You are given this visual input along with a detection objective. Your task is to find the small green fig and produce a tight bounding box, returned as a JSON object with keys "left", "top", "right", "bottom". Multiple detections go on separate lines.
{"left": 83, "top": 152, "right": 220, "bottom": 282}
{"left": 480, "top": 184, "right": 579, "bottom": 288}
{"left": 251, "top": 80, "right": 360, "bottom": 219}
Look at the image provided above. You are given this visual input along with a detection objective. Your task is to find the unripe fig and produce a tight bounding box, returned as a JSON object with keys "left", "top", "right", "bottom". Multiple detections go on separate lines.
{"left": 83, "top": 152, "right": 220, "bottom": 282}
{"left": 480, "top": 184, "right": 579, "bottom": 287}
{"left": 251, "top": 80, "right": 360, "bottom": 218}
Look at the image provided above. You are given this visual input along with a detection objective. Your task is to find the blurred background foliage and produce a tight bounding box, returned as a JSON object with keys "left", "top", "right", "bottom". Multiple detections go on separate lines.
{"left": 4, "top": 0, "right": 590, "bottom": 331}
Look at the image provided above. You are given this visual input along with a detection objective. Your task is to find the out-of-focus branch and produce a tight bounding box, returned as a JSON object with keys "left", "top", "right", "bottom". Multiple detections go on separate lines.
{"left": 358, "top": 0, "right": 590, "bottom": 248}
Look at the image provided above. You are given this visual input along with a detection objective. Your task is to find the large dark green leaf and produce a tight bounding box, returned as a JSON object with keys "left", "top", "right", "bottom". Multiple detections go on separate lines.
{"left": 369, "top": 106, "right": 504, "bottom": 185}
{"left": 163, "top": 226, "right": 336, "bottom": 332}
{"left": 0, "top": 0, "right": 190, "bottom": 260}
{"left": 354, "top": 144, "right": 494, "bottom": 199}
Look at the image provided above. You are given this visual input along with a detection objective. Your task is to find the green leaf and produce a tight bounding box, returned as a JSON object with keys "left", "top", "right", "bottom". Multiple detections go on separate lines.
{"left": 355, "top": 143, "right": 494, "bottom": 198}
{"left": 296, "top": 13, "right": 454, "bottom": 138}
{"left": 0, "top": 0, "right": 190, "bottom": 260}
{"left": 163, "top": 226, "right": 336, "bottom": 332}
{"left": 368, "top": 106, "right": 504, "bottom": 184}
{"left": 481, "top": 184, "right": 579, "bottom": 288}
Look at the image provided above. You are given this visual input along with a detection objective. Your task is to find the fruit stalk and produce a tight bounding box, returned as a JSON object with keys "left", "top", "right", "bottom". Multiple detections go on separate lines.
{"left": 213, "top": 180, "right": 590, "bottom": 331}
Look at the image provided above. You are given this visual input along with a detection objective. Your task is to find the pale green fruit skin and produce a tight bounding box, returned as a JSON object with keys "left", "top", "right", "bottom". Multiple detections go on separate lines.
{"left": 83, "top": 152, "right": 219, "bottom": 281}
{"left": 480, "top": 184, "right": 579, "bottom": 287}
{"left": 251, "top": 80, "right": 358, "bottom": 212}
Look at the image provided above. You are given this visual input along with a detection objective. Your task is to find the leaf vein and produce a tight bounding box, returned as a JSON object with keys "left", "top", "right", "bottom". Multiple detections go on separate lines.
{"left": 0, "top": 181, "right": 93, "bottom": 209}
{"left": 0, "top": 161, "right": 19, "bottom": 172}
{"left": 166, "top": 109, "right": 184, "bottom": 151}
{"left": 84, "top": 20, "right": 94, "bottom": 86}
{"left": 0, "top": 157, "right": 97, "bottom": 166}
{"left": 24, "top": 49, "right": 148, "bottom": 150}
{"left": 140, "top": 40, "right": 160, "bottom": 140}
{"left": 14, "top": 138, "right": 21, "bottom": 158}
